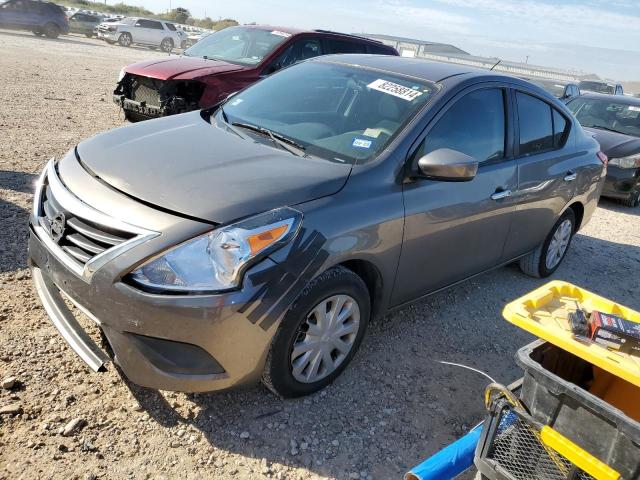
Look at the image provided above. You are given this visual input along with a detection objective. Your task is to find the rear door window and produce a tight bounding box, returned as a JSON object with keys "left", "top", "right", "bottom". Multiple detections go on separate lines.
{"left": 516, "top": 92, "right": 554, "bottom": 156}
{"left": 326, "top": 39, "right": 368, "bottom": 54}
{"left": 420, "top": 88, "right": 506, "bottom": 163}
{"left": 138, "top": 19, "right": 163, "bottom": 29}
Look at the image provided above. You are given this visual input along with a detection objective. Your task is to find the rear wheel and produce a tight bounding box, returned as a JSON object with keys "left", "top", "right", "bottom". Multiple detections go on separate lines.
{"left": 620, "top": 188, "right": 640, "bottom": 208}
{"left": 262, "top": 266, "right": 370, "bottom": 398}
{"left": 43, "top": 23, "right": 60, "bottom": 39}
{"left": 160, "top": 37, "right": 173, "bottom": 53}
{"left": 118, "top": 32, "right": 132, "bottom": 47}
{"left": 519, "top": 208, "right": 576, "bottom": 278}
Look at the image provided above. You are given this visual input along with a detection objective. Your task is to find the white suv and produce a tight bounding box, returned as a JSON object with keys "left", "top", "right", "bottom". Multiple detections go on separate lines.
{"left": 97, "top": 17, "right": 185, "bottom": 52}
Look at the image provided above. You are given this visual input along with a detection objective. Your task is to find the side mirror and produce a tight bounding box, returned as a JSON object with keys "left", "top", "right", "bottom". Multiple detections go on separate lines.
{"left": 416, "top": 148, "right": 478, "bottom": 182}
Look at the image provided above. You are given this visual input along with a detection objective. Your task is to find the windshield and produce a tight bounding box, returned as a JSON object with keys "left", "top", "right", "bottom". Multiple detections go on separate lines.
{"left": 578, "top": 81, "right": 614, "bottom": 94}
{"left": 184, "top": 26, "right": 290, "bottom": 65}
{"left": 219, "top": 61, "right": 435, "bottom": 164}
{"left": 568, "top": 97, "right": 640, "bottom": 137}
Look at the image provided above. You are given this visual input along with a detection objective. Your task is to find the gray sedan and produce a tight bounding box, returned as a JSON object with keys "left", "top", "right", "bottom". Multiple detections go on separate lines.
{"left": 28, "top": 55, "right": 605, "bottom": 397}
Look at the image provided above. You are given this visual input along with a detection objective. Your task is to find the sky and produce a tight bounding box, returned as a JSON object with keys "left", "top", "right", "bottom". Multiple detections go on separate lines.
{"left": 126, "top": 0, "right": 640, "bottom": 80}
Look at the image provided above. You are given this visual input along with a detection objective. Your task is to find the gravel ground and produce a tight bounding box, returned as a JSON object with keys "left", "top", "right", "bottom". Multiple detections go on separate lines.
{"left": 1, "top": 29, "right": 639, "bottom": 480}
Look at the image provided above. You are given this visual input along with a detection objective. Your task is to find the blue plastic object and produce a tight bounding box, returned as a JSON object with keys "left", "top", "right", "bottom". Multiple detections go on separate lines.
{"left": 405, "top": 426, "right": 483, "bottom": 480}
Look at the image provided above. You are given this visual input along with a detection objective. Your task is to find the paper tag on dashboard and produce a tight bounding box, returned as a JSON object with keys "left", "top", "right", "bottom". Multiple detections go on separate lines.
{"left": 628, "top": 106, "right": 640, "bottom": 112}
{"left": 363, "top": 128, "right": 383, "bottom": 138}
{"left": 367, "top": 79, "right": 423, "bottom": 101}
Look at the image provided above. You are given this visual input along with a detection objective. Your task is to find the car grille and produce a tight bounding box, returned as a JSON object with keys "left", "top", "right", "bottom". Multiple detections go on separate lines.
{"left": 130, "top": 76, "right": 161, "bottom": 107}
{"left": 39, "top": 184, "right": 136, "bottom": 267}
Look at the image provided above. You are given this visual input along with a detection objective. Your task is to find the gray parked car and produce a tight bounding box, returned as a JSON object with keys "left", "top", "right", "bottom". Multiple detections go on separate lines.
{"left": 29, "top": 55, "right": 606, "bottom": 397}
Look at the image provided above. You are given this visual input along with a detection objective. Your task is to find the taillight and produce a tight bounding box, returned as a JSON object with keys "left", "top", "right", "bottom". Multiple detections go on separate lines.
{"left": 596, "top": 151, "right": 608, "bottom": 165}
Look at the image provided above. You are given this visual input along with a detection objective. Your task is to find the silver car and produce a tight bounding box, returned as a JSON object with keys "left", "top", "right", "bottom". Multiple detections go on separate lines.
{"left": 29, "top": 55, "right": 606, "bottom": 397}
{"left": 96, "top": 17, "right": 185, "bottom": 52}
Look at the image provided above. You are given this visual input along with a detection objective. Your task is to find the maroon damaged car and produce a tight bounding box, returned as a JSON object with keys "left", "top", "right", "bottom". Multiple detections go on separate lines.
{"left": 113, "top": 25, "right": 398, "bottom": 121}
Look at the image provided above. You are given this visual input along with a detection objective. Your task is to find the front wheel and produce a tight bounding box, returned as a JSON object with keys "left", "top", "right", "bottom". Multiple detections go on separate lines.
{"left": 620, "top": 188, "right": 640, "bottom": 208}
{"left": 519, "top": 208, "right": 576, "bottom": 278}
{"left": 43, "top": 23, "right": 60, "bottom": 39}
{"left": 262, "top": 266, "right": 370, "bottom": 398}
{"left": 118, "top": 32, "right": 132, "bottom": 47}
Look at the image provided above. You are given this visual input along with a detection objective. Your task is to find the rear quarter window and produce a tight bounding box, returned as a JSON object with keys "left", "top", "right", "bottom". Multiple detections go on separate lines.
{"left": 166, "top": 23, "right": 176, "bottom": 31}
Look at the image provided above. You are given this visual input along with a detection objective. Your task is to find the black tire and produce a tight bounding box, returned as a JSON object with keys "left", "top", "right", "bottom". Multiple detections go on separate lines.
{"left": 85, "top": 33, "right": 93, "bottom": 38}
{"left": 519, "top": 208, "right": 576, "bottom": 278}
{"left": 43, "top": 23, "right": 60, "bottom": 39}
{"left": 262, "top": 266, "right": 370, "bottom": 398}
{"left": 160, "top": 37, "right": 173, "bottom": 53}
{"left": 620, "top": 188, "right": 640, "bottom": 208}
{"left": 32, "top": 30, "right": 43, "bottom": 36}
{"left": 118, "top": 32, "right": 132, "bottom": 47}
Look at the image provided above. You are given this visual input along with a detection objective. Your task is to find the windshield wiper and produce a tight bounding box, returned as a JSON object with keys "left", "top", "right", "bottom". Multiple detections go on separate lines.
{"left": 231, "top": 122, "right": 307, "bottom": 157}
{"left": 586, "top": 125, "right": 626, "bottom": 135}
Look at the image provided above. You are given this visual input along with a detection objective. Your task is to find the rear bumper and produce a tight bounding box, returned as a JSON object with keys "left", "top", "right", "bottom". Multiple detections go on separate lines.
{"left": 602, "top": 165, "right": 640, "bottom": 199}
{"left": 28, "top": 220, "right": 281, "bottom": 393}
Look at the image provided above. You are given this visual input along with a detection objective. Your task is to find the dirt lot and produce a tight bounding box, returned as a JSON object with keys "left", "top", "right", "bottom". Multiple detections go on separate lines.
{"left": 0, "top": 29, "right": 639, "bottom": 480}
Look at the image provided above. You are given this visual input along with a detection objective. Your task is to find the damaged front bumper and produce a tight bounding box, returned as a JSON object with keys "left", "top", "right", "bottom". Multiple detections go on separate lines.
{"left": 113, "top": 73, "right": 204, "bottom": 119}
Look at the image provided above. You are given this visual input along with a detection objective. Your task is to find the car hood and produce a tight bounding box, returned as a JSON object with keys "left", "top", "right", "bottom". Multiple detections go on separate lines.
{"left": 75, "top": 112, "right": 352, "bottom": 224}
{"left": 583, "top": 127, "right": 640, "bottom": 159}
{"left": 124, "top": 56, "right": 245, "bottom": 81}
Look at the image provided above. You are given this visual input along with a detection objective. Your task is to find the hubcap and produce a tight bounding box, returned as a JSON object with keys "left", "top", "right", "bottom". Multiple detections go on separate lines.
{"left": 162, "top": 40, "right": 171, "bottom": 50}
{"left": 545, "top": 219, "right": 572, "bottom": 269}
{"left": 290, "top": 294, "right": 360, "bottom": 384}
{"left": 121, "top": 35, "right": 130, "bottom": 46}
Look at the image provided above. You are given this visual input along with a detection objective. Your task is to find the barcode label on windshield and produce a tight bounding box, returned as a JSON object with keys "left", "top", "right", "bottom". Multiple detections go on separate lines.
{"left": 367, "top": 79, "right": 423, "bottom": 101}
{"left": 270, "top": 30, "right": 292, "bottom": 38}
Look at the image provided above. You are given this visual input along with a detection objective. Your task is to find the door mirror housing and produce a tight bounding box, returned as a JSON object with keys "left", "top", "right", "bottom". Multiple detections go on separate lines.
{"left": 416, "top": 148, "right": 479, "bottom": 182}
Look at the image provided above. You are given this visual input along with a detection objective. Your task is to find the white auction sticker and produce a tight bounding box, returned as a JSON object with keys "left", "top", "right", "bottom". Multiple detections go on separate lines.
{"left": 271, "top": 30, "right": 292, "bottom": 38}
{"left": 628, "top": 106, "right": 640, "bottom": 112}
{"left": 367, "top": 79, "right": 423, "bottom": 101}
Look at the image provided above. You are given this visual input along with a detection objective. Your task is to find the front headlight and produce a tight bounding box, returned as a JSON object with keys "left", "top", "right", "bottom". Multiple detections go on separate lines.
{"left": 608, "top": 153, "right": 640, "bottom": 169}
{"left": 129, "top": 207, "right": 302, "bottom": 293}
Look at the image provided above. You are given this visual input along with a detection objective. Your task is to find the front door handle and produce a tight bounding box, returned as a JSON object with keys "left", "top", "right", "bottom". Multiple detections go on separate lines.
{"left": 564, "top": 171, "right": 577, "bottom": 182}
{"left": 491, "top": 189, "right": 512, "bottom": 200}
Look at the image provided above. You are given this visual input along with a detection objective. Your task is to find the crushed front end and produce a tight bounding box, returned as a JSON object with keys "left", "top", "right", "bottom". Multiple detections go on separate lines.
{"left": 113, "top": 73, "right": 205, "bottom": 120}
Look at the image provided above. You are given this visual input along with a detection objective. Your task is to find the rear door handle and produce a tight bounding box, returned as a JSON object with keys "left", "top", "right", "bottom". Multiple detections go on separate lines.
{"left": 564, "top": 171, "right": 577, "bottom": 182}
{"left": 491, "top": 189, "right": 512, "bottom": 200}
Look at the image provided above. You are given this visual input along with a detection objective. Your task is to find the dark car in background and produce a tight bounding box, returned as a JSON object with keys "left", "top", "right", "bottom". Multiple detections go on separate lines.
{"left": 31, "top": 56, "right": 605, "bottom": 397}
{"left": 0, "top": 0, "right": 68, "bottom": 38}
{"left": 568, "top": 93, "right": 640, "bottom": 207}
{"left": 579, "top": 80, "right": 624, "bottom": 96}
{"left": 113, "top": 25, "right": 399, "bottom": 121}
{"left": 68, "top": 11, "right": 103, "bottom": 37}
{"left": 529, "top": 78, "right": 580, "bottom": 103}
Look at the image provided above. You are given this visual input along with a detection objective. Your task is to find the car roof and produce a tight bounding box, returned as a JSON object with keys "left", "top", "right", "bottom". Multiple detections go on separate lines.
{"left": 239, "top": 25, "right": 385, "bottom": 44}
{"left": 311, "top": 54, "right": 521, "bottom": 83}
{"left": 579, "top": 92, "right": 640, "bottom": 105}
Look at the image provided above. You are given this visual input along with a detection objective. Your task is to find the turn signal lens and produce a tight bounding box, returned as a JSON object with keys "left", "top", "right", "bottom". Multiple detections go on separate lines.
{"left": 596, "top": 151, "right": 608, "bottom": 165}
{"left": 247, "top": 224, "right": 289, "bottom": 255}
